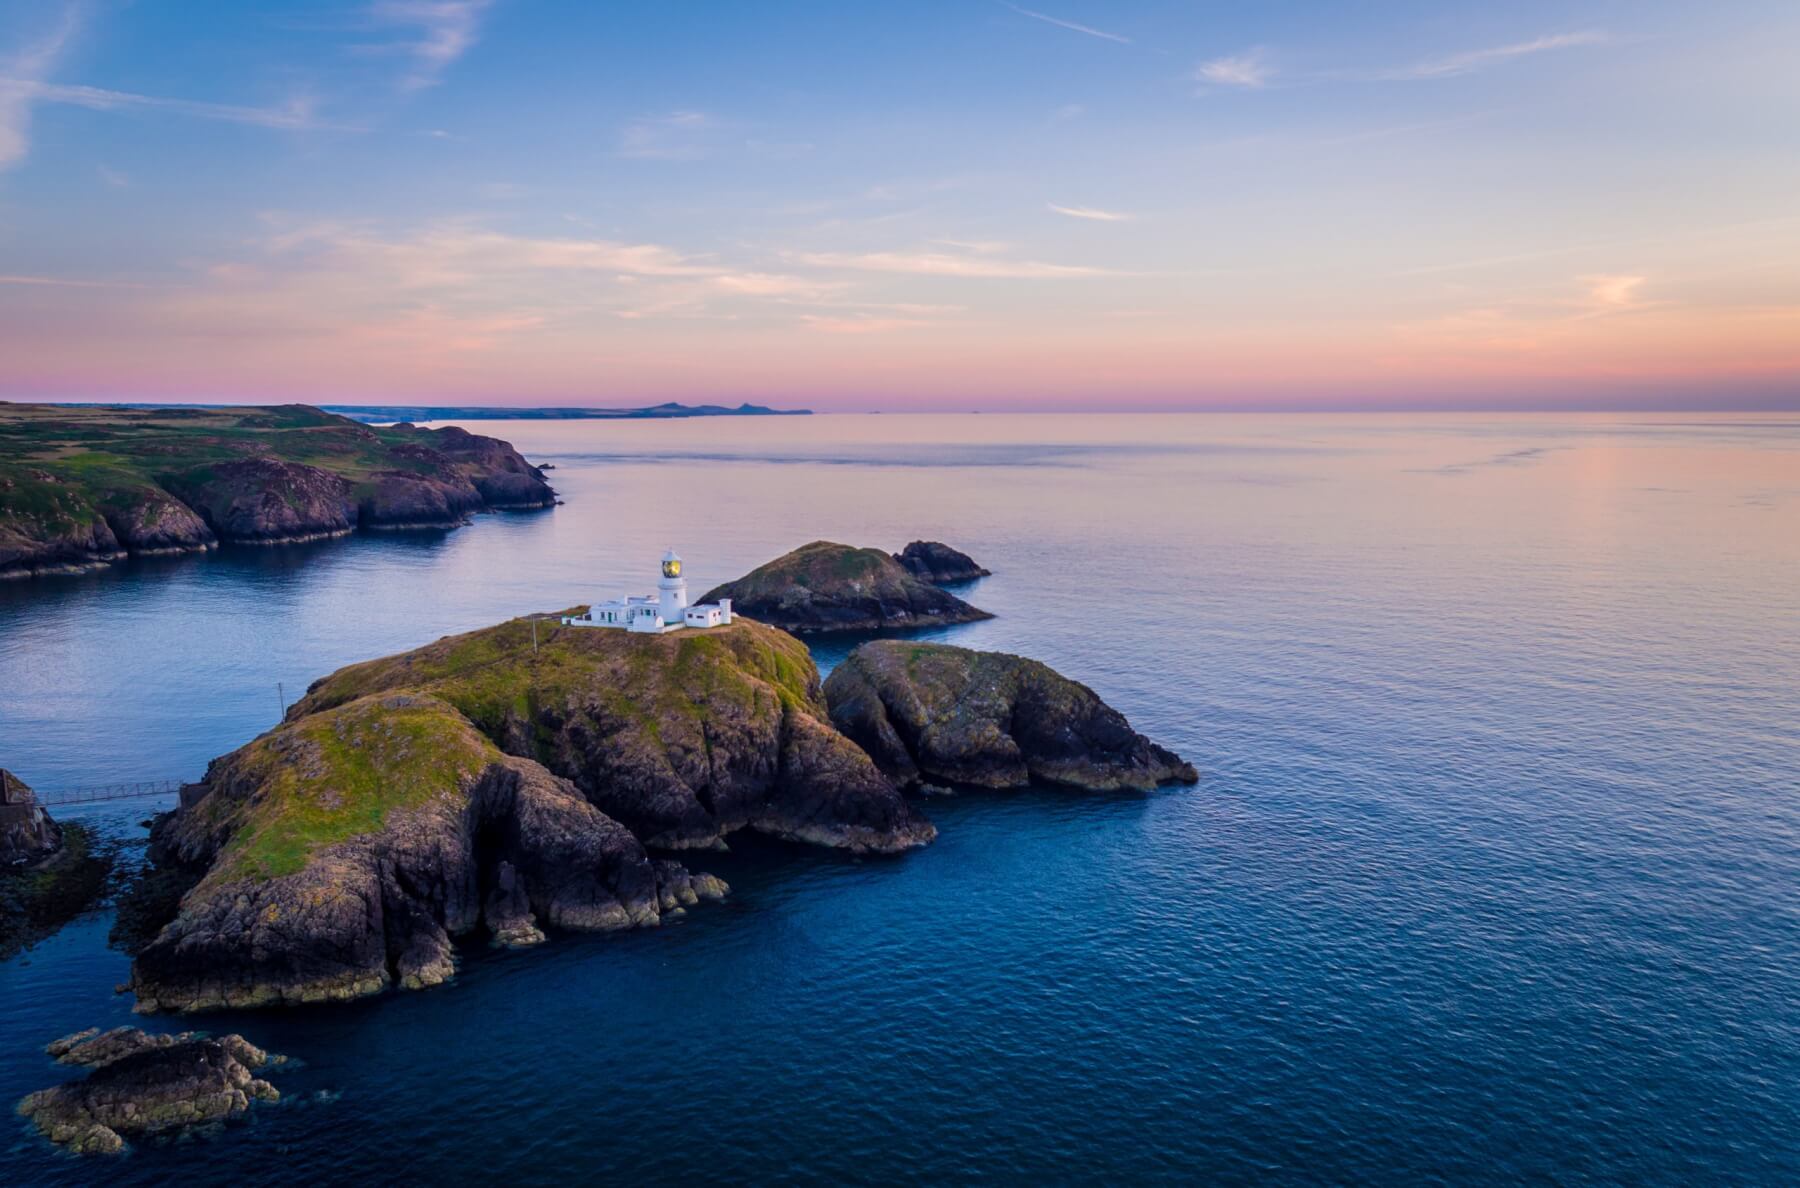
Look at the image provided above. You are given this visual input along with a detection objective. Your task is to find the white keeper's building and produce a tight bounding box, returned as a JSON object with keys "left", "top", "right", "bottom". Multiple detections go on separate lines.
{"left": 562, "top": 550, "right": 733, "bottom": 634}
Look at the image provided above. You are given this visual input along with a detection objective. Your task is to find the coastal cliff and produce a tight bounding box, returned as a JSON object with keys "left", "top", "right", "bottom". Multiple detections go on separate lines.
{"left": 0, "top": 403, "right": 553, "bottom": 578}
{"left": 127, "top": 617, "right": 932, "bottom": 1013}
{"left": 825, "top": 641, "right": 1199, "bottom": 792}
{"left": 701, "top": 541, "right": 992, "bottom": 633}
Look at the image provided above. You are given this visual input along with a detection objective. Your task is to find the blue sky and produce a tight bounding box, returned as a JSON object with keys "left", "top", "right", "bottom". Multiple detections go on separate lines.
{"left": 1, "top": 1, "right": 1796, "bottom": 409}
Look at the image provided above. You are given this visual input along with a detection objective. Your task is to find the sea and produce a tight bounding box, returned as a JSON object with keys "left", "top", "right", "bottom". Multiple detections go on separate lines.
{"left": 1, "top": 412, "right": 1797, "bottom": 1185}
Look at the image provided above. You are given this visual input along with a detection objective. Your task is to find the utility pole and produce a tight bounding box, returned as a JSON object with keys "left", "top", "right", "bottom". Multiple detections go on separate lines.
{"left": 532, "top": 619, "right": 539, "bottom": 653}
{"left": 277, "top": 681, "right": 286, "bottom": 720}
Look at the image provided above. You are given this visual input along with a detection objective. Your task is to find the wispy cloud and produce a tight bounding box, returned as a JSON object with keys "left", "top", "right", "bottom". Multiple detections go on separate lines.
{"left": 796, "top": 249, "right": 1114, "bottom": 278}
{"left": 801, "top": 314, "right": 930, "bottom": 334}
{"left": 12, "top": 81, "right": 338, "bottom": 131}
{"left": 1375, "top": 31, "right": 1609, "bottom": 81}
{"left": 367, "top": 0, "right": 493, "bottom": 91}
{"left": 0, "top": 2, "right": 84, "bottom": 172}
{"left": 619, "top": 110, "right": 712, "bottom": 160}
{"left": 1196, "top": 51, "right": 1271, "bottom": 89}
{"left": 0, "top": 273, "right": 147, "bottom": 289}
{"left": 1048, "top": 203, "right": 1131, "bottom": 223}
{"left": 998, "top": 3, "right": 1130, "bottom": 45}
{"left": 1572, "top": 274, "right": 1654, "bottom": 318}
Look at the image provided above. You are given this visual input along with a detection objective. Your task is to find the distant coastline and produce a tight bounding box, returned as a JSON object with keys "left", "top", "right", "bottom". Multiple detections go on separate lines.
{"left": 320, "top": 401, "right": 812, "bottom": 424}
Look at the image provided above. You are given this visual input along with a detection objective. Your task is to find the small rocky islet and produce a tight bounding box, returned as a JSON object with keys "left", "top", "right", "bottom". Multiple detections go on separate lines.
{"left": 701, "top": 539, "right": 993, "bottom": 633}
{"left": 0, "top": 402, "right": 554, "bottom": 579}
{"left": 18, "top": 1026, "right": 285, "bottom": 1155}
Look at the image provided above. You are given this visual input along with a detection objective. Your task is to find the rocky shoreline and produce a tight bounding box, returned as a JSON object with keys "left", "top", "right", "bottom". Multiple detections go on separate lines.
{"left": 2, "top": 769, "right": 116, "bottom": 959}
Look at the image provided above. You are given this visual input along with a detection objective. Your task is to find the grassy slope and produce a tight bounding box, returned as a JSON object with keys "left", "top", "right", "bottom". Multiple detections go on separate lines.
{"left": 0, "top": 402, "right": 467, "bottom": 537}
{"left": 299, "top": 617, "right": 822, "bottom": 733}
{"left": 203, "top": 693, "right": 501, "bottom": 882}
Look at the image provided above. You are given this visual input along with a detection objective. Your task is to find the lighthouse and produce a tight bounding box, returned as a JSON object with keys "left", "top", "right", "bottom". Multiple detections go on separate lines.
{"left": 658, "top": 549, "right": 689, "bottom": 624}
{"left": 560, "top": 550, "right": 731, "bottom": 632}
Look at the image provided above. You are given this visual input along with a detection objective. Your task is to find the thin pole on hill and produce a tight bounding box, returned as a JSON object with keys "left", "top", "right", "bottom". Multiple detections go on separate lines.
{"left": 277, "top": 682, "right": 286, "bottom": 720}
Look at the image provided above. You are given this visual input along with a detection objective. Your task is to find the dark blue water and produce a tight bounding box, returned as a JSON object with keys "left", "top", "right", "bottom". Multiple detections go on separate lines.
{"left": 3, "top": 413, "right": 1798, "bottom": 1184}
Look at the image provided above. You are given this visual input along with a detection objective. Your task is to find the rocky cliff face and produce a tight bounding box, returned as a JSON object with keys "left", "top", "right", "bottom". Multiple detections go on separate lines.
{"left": 130, "top": 692, "right": 719, "bottom": 1013}
{"left": 701, "top": 541, "right": 993, "bottom": 633}
{"left": 1, "top": 769, "right": 61, "bottom": 866}
{"left": 19, "top": 1028, "right": 284, "bottom": 1155}
{"left": 825, "top": 642, "right": 1199, "bottom": 792}
{"left": 0, "top": 403, "right": 555, "bottom": 578}
{"left": 129, "top": 617, "right": 931, "bottom": 1013}
{"left": 894, "top": 540, "right": 990, "bottom": 584}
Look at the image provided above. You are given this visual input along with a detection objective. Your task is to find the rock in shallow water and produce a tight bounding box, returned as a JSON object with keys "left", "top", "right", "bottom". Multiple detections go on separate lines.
{"left": 893, "top": 540, "right": 990, "bottom": 584}
{"left": 18, "top": 1029, "right": 284, "bottom": 1155}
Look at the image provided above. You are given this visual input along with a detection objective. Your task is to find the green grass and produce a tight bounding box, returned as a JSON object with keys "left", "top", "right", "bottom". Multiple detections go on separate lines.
{"left": 213, "top": 695, "right": 498, "bottom": 882}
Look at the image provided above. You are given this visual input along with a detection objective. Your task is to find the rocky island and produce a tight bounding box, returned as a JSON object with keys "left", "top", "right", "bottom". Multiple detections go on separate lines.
{"left": 125, "top": 615, "right": 933, "bottom": 1013}
{"left": 825, "top": 641, "right": 1199, "bottom": 791}
{"left": 0, "top": 402, "right": 554, "bottom": 579}
{"left": 701, "top": 540, "right": 993, "bottom": 633}
{"left": 113, "top": 561, "right": 1193, "bottom": 1017}
{"left": 18, "top": 1027, "right": 285, "bottom": 1155}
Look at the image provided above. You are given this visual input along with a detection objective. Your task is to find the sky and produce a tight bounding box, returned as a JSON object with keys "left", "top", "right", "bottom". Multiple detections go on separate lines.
{"left": 0, "top": 0, "right": 1796, "bottom": 412}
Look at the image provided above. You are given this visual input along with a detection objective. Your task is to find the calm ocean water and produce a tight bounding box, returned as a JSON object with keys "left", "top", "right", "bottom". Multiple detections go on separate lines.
{"left": 2, "top": 412, "right": 1798, "bottom": 1185}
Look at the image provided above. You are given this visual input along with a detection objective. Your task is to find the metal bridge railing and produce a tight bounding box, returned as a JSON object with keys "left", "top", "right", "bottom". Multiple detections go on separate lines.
{"left": 33, "top": 779, "right": 187, "bottom": 806}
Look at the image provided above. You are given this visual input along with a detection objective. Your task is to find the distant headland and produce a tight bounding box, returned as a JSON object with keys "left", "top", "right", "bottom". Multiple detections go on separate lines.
{"left": 0, "top": 402, "right": 554, "bottom": 580}
{"left": 321, "top": 401, "right": 812, "bottom": 424}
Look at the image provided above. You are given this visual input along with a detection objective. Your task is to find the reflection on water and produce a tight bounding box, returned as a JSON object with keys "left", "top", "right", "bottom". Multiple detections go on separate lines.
{"left": 2, "top": 413, "right": 1798, "bottom": 1184}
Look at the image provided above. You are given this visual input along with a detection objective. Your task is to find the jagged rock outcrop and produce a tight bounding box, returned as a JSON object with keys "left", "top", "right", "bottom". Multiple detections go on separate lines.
{"left": 825, "top": 642, "right": 1199, "bottom": 792}
{"left": 0, "top": 403, "right": 554, "bottom": 578}
{"left": 129, "top": 693, "right": 718, "bottom": 1013}
{"left": 894, "top": 540, "right": 990, "bottom": 584}
{"left": 701, "top": 541, "right": 992, "bottom": 633}
{"left": 2, "top": 768, "right": 61, "bottom": 865}
{"left": 18, "top": 1028, "right": 283, "bottom": 1155}
{"left": 3, "top": 770, "right": 114, "bottom": 958}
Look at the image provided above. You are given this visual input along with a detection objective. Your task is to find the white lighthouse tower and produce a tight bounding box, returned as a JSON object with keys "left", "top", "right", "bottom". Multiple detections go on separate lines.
{"left": 560, "top": 549, "right": 731, "bottom": 632}
{"left": 658, "top": 549, "right": 688, "bottom": 624}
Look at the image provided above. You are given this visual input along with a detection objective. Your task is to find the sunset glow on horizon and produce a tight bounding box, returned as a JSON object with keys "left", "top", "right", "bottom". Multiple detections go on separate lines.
{"left": 1, "top": 1, "right": 1796, "bottom": 411}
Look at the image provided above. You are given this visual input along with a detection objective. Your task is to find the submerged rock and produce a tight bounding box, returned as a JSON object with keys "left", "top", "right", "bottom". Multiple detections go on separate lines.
{"left": 893, "top": 540, "right": 990, "bottom": 584}
{"left": 825, "top": 641, "right": 1199, "bottom": 792}
{"left": 18, "top": 1028, "right": 283, "bottom": 1155}
{"left": 701, "top": 540, "right": 992, "bottom": 633}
